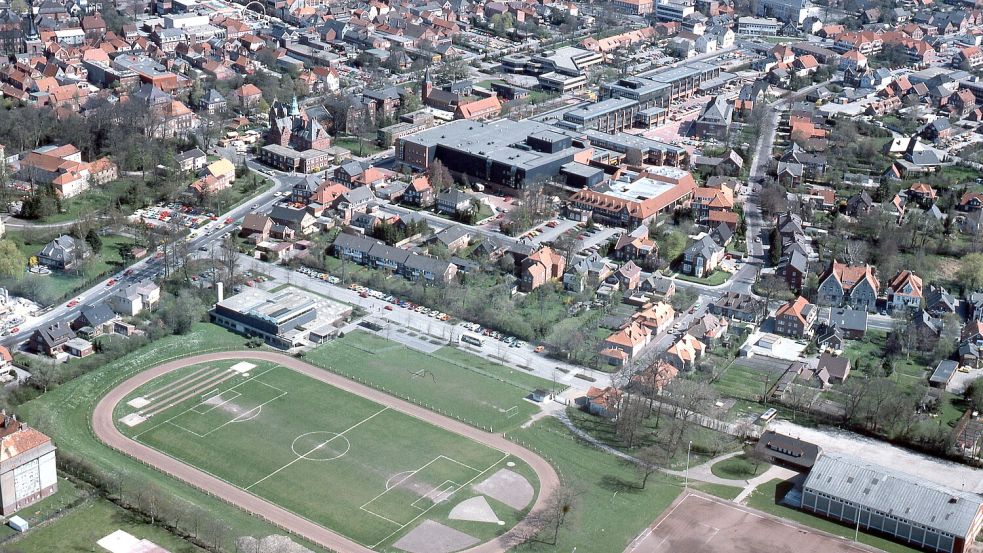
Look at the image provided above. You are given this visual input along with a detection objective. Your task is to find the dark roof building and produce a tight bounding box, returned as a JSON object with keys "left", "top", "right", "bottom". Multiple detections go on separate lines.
{"left": 753, "top": 430, "right": 821, "bottom": 470}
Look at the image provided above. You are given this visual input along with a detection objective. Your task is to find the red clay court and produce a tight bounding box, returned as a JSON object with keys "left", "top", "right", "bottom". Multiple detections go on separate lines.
{"left": 625, "top": 492, "right": 880, "bottom": 553}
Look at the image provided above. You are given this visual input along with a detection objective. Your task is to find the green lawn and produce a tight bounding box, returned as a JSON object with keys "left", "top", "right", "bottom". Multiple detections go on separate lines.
{"left": 335, "top": 136, "right": 385, "bottom": 156}
{"left": 204, "top": 173, "right": 273, "bottom": 213}
{"left": 17, "top": 324, "right": 329, "bottom": 553}
{"left": 7, "top": 498, "right": 205, "bottom": 553}
{"left": 0, "top": 478, "right": 89, "bottom": 542}
{"left": 746, "top": 479, "right": 925, "bottom": 553}
{"left": 675, "top": 270, "right": 730, "bottom": 286}
{"left": 39, "top": 179, "right": 136, "bottom": 224}
{"left": 116, "top": 359, "right": 531, "bottom": 550}
{"left": 507, "top": 417, "right": 685, "bottom": 552}
{"left": 303, "top": 330, "right": 551, "bottom": 432}
{"left": 565, "top": 407, "right": 741, "bottom": 470}
{"left": 710, "top": 454, "right": 770, "bottom": 480}
{"left": 691, "top": 481, "right": 744, "bottom": 501}
{"left": 10, "top": 233, "right": 137, "bottom": 302}
{"left": 713, "top": 364, "right": 770, "bottom": 402}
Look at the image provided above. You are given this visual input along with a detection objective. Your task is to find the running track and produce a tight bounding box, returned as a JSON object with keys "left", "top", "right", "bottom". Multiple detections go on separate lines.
{"left": 92, "top": 351, "right": 560, "bottom": 553}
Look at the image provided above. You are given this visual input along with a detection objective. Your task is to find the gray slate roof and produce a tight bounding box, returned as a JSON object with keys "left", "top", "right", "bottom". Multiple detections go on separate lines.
{"left": 804, "top": 453, "right": 983, "bottom": 537}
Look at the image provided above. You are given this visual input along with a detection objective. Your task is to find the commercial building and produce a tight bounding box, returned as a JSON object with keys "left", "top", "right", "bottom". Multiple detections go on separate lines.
{"left": 802, "top": 454, "right": 983, "bottom": 553}
{"left": 561, "top": 97, "right": 641, "bottom": 133}
{"left": 568, "top": 167, "right": 697, "bottom": 227}
{"left": 737, "top": 16, "right": 782, "bottom": 36}
{"left": 0, "top": 412, "right": 57, "bottom": 516}
{"left": 210, "top": 288, "right": 350, "bottom": 349}
{"left": 654, "top": 0, "right": 696, "bottom": 21}
{"left": 602, "top": 61, "right": 721, "bottom": 106}
{"left": 611, "top": 0, "right": 654, "bottom": 15}
{"left": 396, "top": 119, "right": 591, "bottom": 189}
{"left": 754, "top": 0, "right": 816, "bottom": 24}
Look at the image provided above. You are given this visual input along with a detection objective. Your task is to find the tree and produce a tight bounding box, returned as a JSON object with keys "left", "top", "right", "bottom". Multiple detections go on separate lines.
{"left": 84, "top": 228, "right": 103, "bottom": 254}
{"left": 429, "top": 159, "right": 453, "bottom": 193}
{"left": 633, "top": 446, "right": 663, "bottom": 489}
{"left": 615, "top": 393, "right": 648, "bottom": 449}
{"left": 957, "top": 253, "right": 983, "bottom": 292}
{"left": 756, "top": 274, "right": 792, "bottom": 317}
{"left": 768, "top": 226, "right": 782, "bottom": 265}
{"left": 0, "top": 240, "right": 26, "bottom": 278}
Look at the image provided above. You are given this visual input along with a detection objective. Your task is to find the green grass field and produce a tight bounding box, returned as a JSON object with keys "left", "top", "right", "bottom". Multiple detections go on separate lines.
{"left": 713, "top": 364, "right": 770, "bottom": 401}
{"left": 18, "top": 324, "right": 331, "bottom": 553}
{"left": 303, "top": 330, "right": 551, "bottom": 432}
{"left": 7, "top": 498, "right": 205, "bottom": 553}
{"left": 116, "top": 359, "right": 535, "bottom": 550}
{"left": 710, "top": 454, "right": 770, "bottom": 480}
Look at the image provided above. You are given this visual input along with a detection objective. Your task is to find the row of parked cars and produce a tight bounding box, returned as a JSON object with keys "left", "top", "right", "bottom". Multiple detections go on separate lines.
{"left": 296, "top": 266, "right": 341, "bottom": 285}
{"left": 460, "top": 322, "right": 528, "bottom": 348}
{"left": 348, "top": 284, "right": 453, "bottom": 321}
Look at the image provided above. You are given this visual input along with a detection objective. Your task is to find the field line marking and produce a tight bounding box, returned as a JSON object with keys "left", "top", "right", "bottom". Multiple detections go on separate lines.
{"left": 199, "top": 391, "right": 288, "bottom": 437}
{"left": 190, "top": 390, "right": 242, "bottom": 414}
{"left": 370, "top": 453, "right": 509, "bottom": 549}
{"left": 437, "top": 455, "right": 482, "bottom": 473}
{"left": 133, "top": 366, "right": 278, "bottom": 441}
{"left": 410, "top": 481, "right": 458, "bottom": 511}
{"left": 245, "top": 407, "right": 388, "bottom": 491}
{"left": 359, "top": 506, "right": 404, "bottom": 527}
{"left": 360, "top": 456, "right": 445, "bottom": 510}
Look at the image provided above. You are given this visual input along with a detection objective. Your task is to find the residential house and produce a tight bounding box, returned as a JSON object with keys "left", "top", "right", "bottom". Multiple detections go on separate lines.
{"left": 886, "top": 270, "right": 923, "bottom": 311}
{"left": 639, "top": 275, "right": 676, "bottom": 301}
{"left": 583, "top": 386, "right": 622, "bottom": 417}
{"left": 599, "top": 322, "right": 652, "bottom": 366}
{"left": 681, "top": 235, "right": 724, "bottom": 278}
{"left": 925, "top": 285, "right": 957, "bottom": 317}
{"left": 631, "top": 302, "right": 676, "bottom": 334}
{"left": 175, "top": 148, "right": 206, "bottom": 172}
{"left": 906, "top": 182, "right": 937, "bottom": 206}
{"left": 436, "top": 189, "right": 476, "bottom": 215}
{"left": 628, "top": 361, "right": 678, "bottom": 396}
{"left": 38, "top": 235, "right": 90, "bottom": 270}
{"left": 239, "top": 213, "right": 274, "bottom": 243}
{"left": 826, "top": 307, "right": 868, "bottom": 339}
{"left": 929, "top": 360, "right": 958, "bottom": 389}
{"left": 72, "top": 303, "right": 117, "bottom": 337}
{"left": 107, "top": 280, "right": 160, "bottom": 316}
{"left": 816, "top": 352, "right": 851, "bottom": 383}
{"left": 403, "top": 175, "right": 435, "bottom": 207}
{"left": 774, "top": 296, "right": 818, "bottom": 338}
{"left": 268, "top": 204, "right": 316, "bottom": 235}
{"left": 519, "top": 246, "right": 566, "bottom": 292}
{"left": 30, "top": 321, "right": 76, "bottom": 356}
{"left": 710, "top": 292, "right": 764, "bottom": 323}
{"left": 666, "top": 334, "right": 705, "bottom": 370}
{"left": 686, "top": 313, "right": 729, "bottom": 347}
{"left": 612, "top": 225, "right": 657, "bottom": 264}
{"left": 816, "top": 261, "right": 879, "bottom": 312}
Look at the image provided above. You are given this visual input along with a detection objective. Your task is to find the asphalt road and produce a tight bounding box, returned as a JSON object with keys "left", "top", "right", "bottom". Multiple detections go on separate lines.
{"left": 92, "top": 350, "right": 560, "bottom": 553}
{"left": 0, "top": 160, "right": 295, "bottom": 350}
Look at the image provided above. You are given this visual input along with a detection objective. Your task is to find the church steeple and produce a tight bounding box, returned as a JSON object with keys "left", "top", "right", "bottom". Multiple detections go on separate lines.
{"left": 422, "top": 67, "right": 433, "bottom": 103}
{"left": 289, "top": 95, "right": 300, "bottom": 116}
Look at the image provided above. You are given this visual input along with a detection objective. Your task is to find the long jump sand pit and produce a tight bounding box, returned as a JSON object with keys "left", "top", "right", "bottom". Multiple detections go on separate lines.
{"left": 626, "top": 492, "right": 877, "bottom": 553}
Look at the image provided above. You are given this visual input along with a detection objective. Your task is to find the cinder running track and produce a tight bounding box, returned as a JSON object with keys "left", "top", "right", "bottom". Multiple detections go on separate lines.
{"left": 92, "top": 351, "right": 560, "bottom": 553}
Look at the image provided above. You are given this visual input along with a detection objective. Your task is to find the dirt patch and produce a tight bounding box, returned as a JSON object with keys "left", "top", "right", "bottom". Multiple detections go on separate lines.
{"left": 393, "top": 520, "right": 478, "bottom": 553}
{"left": 627, "top": 492, "right": 874, "bottom": 553}
{"left": 473, "top": 468, "right": 533, "bottom": 511}
{"left": 449, "top": 496, "right": 499, "bottom": 524}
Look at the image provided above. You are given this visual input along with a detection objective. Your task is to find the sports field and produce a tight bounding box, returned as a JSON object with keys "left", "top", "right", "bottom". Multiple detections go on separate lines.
{"left": 304, "top": 330, "right": 551, "bottom": 432}
{"left": 114, "top": 360, "right": 537, "bottom": 551}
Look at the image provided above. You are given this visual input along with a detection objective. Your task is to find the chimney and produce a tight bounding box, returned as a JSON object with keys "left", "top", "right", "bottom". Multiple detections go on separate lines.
{"left": 217, "top": 282, "right": 224, "bottom": 303}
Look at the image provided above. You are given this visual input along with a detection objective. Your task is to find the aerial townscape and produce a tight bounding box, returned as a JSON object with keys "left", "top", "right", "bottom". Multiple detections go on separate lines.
{"left": 2, "top": 0, "right": 983, "bottom": 550}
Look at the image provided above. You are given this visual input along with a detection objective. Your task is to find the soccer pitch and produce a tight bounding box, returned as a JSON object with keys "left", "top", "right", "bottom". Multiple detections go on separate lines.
{"left": 114, "top": 360, "right": 534, "bottom": 550}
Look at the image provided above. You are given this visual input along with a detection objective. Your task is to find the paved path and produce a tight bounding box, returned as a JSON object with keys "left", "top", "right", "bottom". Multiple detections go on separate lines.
{"left": 92, "top": 351, "right": 560, "bottom": 553}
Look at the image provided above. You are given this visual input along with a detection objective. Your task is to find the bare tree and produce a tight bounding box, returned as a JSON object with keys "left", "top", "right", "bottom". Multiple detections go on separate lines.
{"left": 634, "top": 446, "right": 663, "bottom": 489}
{"left": 615, "top": 393, "right": 648, "bottom": 449}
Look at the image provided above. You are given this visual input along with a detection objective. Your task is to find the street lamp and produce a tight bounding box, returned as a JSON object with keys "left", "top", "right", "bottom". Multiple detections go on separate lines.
{"left": 684, "top": 440, "right": 692, "bottom": 489}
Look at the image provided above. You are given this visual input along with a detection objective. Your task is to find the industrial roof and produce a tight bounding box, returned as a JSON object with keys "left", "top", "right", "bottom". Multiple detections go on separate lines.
{"left": 805, "top": 453, "right": 983, "bottom": 537}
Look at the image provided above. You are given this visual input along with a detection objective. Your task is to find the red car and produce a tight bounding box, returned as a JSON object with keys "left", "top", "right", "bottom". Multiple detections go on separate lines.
{"left": 384, "top": 305, "right": 394, "bottom": 311}
{"left": 67, "top": 300, "right": 78, "bottom": 308}
{"left": 225, "top": 218, "right": 234, "bottom": 225}
{"left": 106, "top": 279, "right": 117, "bottom": 287}
{"left": 9, "top": 327, "right": 18, "bottom": 334}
